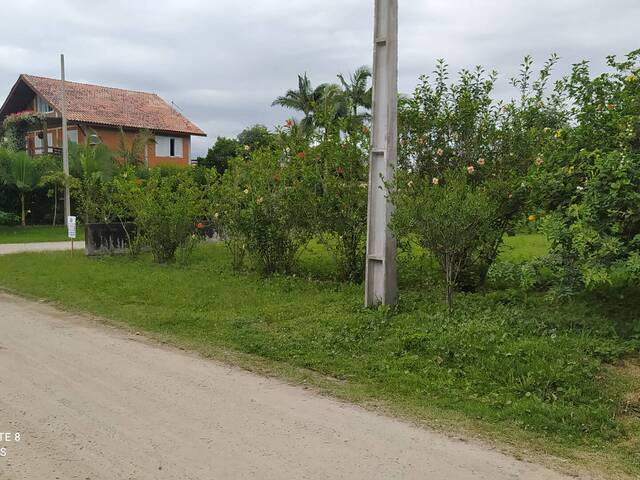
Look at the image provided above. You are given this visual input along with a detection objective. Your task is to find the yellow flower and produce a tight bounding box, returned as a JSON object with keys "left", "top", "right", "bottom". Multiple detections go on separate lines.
{"left": 554, "top": 130, "right": 562, "bottom": 139}
{"left": 432, "top": 177, "right": 439, "bottom": 185}
{"left": 626, "top": 73, "right": 637, "bottom": 82}
{"left": 243, "top": 188, "right": 249, "bottom": 194}
{"left": 256, "top": 196, "right": 264, "bottom": 204}
{"left": 528, "top": 214, "right": 537, "bottom": 222}
{"left": 407, "top": 180, "right": 414, "bottom": 188}
{"left": 359, "top": 182, "right": 368, "bottom": 189}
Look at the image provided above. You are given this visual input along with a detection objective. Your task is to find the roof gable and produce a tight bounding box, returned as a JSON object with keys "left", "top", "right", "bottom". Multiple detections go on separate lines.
{"left": 2, "top": 74, "right": 206, "bottom": 136}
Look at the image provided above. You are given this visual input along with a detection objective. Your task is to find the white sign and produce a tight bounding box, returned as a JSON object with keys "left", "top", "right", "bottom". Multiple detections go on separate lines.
{"left": 67, "top": 216, "right": 77, "bottom": 239}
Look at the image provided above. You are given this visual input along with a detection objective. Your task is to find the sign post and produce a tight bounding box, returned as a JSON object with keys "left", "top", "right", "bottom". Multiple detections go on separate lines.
{"left": 61, "top": 54, "right": 70, "bottom": 221}
{"left": 67, "top": 215, "right": 76, "bottom": 255}
{"left": 364, "top": 0, "right": 398, "bottom": 307}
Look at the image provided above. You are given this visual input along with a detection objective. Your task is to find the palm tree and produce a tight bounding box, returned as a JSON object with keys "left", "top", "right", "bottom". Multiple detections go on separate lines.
{"left": 314, "top": 83, "right": 349, "bottom": 137}
{"left": 337, "top": 65, "right": 372, "bottom": 119}
{"left": 6, "top": 150, "right": 44, "bottom": 226}
{"left": 116, "top": 128, "right": 155, "bottom": 166}
{"left": 272, "top": 73, "right": 333, "bottom": 134}
{"left": 38, "top": 156, "right": 66, "bottom": 225}
{"left": 70, "top": 139, "right": 116, "bottom": 181}
{"left": 69, "top": 139, "right": 116, "bottom": 223}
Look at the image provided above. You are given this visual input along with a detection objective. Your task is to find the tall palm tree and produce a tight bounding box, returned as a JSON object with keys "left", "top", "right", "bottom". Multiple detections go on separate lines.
{"left": 272, "top": 73, "right": 332, "bottom": 134}
{"left": 314, "top": 83, "right": 349, "bottom": 136}
{"left": 337, "top": 65, "right": 372, "bottom": 119}
{"left": 6, "top": 150, "right": 44, "bottom": 226}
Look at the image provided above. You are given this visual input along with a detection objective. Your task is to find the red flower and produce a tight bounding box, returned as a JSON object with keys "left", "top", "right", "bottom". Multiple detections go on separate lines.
{"left": 274, "top": 174, "right": 281, "bottom": 183}
{"left": 286, "top": 119, "right": 293, "bottom": 128}
{"left": 362, "top": 126, "right": 370, "bottom": 135}
{"left": 196, "top": 222, "right": 205, "bottom": 230}
{"left": 297, "top": 151, "right": 305, "bottom": 159}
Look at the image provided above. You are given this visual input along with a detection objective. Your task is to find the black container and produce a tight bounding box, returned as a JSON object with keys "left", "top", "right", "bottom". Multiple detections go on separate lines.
{"left": 85, "top": 223, "right": 137, "bottom": 256}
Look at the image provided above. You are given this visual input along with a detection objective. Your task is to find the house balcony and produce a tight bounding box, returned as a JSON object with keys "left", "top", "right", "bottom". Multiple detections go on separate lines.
{"left": 29, "top": 145, "right": 63, "bottom": 157}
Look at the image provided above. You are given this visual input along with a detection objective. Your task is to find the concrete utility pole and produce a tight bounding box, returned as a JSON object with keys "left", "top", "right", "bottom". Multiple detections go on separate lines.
{"left": 61, "top": 54, "right": 70, "bottom": 220}
{"left": 364, "top": 0, "right": 398, "bottom": 307}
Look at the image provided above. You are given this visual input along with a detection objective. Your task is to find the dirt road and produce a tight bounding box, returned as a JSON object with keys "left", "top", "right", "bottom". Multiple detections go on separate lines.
{"left": 0, "top": 293, "right": 577, "bottom": 480}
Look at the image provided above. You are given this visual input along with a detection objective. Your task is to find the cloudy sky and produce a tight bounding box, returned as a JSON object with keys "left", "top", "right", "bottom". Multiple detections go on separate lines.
{"left": 0, "top": 0, "right": 637, "bottom": 157}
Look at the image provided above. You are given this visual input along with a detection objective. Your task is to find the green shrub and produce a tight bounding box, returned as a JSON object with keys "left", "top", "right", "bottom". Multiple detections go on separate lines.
{"left": 530, "top": 49, "right": 640, "bottom": 289}
{"left": 69, "top": 141, "right": 116, "bottom": 223}
{"left": 0, "top": 210, "right": 19, "bottom": 226}
{"left": 487, "top": 258, "right": 551, "bottom": 291}
{"left": 391, "top": 170, "right": 499, "bottom": 310}
{"left": 310, "top": 121, "right": 369, "bottom": 282}
{"left": 212, "top": 147, "right": 316, "bottom": 275}
{"left": 397, "top": 58, "right": 563, "bottom": 290}
{"left": 130, "top": 170, "right": 204, "bottom": 264}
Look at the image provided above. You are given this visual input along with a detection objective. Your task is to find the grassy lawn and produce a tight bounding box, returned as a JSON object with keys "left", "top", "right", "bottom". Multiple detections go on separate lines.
{"left": 0, "top": 225, "right": 85, "bottom": 244}
{"left": 0, "top": 235, "right": 637, "bottom": 477}
{"left": 500, "top": 233, "right": 549, "bottom": 262}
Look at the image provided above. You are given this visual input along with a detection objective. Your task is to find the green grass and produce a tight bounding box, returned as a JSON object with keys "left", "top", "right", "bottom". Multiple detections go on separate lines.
{"left": 0, "top": 225, "right": 84, "bottom": 244}
{"left": 0, "top": 235, "right": 637, "bottom": 477}
{"left": 500, "top": 233, "right": 550, "bottom": 262}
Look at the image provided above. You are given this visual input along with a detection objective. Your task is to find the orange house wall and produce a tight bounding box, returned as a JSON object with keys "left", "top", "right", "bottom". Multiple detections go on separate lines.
{"left": 90, "top": 127, "right": 190, "bottom": 167}
{"left": 29, "top": 126, "right": 190, "bottom": 167}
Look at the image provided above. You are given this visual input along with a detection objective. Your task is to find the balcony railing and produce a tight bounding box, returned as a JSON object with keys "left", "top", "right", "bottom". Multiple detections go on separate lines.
{"left": 30, "top": 146, "right": 63, "bottom": 157}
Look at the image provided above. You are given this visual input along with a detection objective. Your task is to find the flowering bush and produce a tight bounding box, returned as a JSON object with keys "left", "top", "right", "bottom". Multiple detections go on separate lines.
{"left": 211, "top": 144, "right": 316, "bottom": 275}
{"left": 395, "top": 58, "right": 561, "bottom": 290}
{"left": 310, "top": 119, "right": 370, "bottom": 282}
{"left": 530, "top": 49, "right": 640, "bottom": 289}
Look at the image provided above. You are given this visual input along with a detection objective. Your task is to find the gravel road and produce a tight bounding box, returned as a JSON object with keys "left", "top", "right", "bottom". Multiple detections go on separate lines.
{"left": 0, "top": 293, "right": 578, "bottom": 480}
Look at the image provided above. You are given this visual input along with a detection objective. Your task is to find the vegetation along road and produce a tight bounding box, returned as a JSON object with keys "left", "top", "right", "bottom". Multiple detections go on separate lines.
{"left": 0, "top": 292, "right": 573, "bottom": 480}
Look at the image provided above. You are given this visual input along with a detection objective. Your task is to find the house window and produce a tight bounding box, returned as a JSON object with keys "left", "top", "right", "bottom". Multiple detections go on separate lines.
{"left": 34, "top": 132, "right": 54, "bottom": 154}
{"left": 67, "top": 129, "right": 79, "bottom": 144}
{"left": 35, "top": 95, "right": 52, "bottom": 113}
{"left": 155, "top": 136, "right": 183, "bottom": 157}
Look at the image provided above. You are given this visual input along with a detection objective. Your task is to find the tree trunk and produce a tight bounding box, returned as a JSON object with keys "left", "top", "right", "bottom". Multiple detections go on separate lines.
{"left": 20, "top": 194, "right": 26, "bottom": 226}
{"left": 42, "top": 119, "right": 48, "bottom": 155}
{"left": 445, "top": 253, "right": 454, "bottom": 313}
{"left": 52, "top": 185, "right": 58, "bottom": 226}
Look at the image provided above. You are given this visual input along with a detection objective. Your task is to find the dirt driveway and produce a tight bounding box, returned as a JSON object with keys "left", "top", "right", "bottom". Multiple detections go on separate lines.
{"left": 0, "top": 293, "right": 577, "bottom": 480}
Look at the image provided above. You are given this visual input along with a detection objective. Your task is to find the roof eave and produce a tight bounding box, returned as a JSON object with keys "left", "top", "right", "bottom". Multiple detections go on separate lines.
{"left": 67, "top": 118, "right": 207, "bottom": 137}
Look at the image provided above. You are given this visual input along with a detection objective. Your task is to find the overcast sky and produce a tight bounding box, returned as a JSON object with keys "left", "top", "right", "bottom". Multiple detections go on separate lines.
{"left": 0, "top": 0, "right": 637, "bottom": 158}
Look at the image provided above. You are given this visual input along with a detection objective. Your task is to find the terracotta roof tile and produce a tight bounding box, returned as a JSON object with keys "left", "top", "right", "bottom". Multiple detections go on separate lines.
{"left": 21, "top": 74, "right": 206, "bottom": 136}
